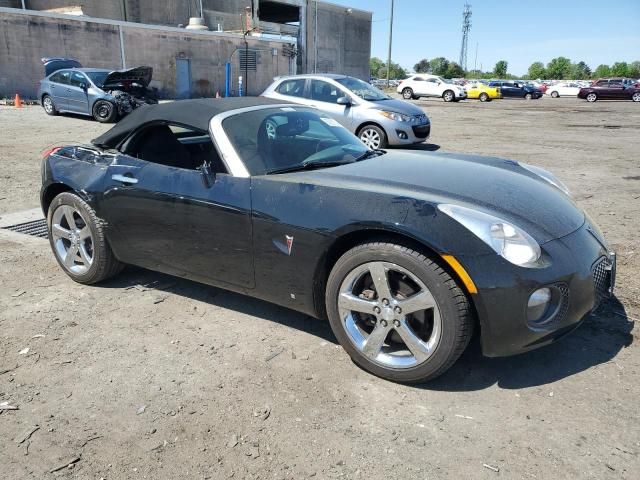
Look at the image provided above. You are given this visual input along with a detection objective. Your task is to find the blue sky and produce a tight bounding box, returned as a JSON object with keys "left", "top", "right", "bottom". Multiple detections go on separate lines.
{"left": 327, "top": 0, "right": 640, "bottom": 75}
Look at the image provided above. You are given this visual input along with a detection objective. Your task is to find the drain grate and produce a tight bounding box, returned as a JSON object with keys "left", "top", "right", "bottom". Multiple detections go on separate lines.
{"left": 2, "top": 218, "right": 49, "bottom": 238}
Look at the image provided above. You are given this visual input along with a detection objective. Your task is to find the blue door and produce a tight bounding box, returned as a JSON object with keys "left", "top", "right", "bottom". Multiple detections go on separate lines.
{"left": 176, "top": 58, "right": 191, "bottom": 99}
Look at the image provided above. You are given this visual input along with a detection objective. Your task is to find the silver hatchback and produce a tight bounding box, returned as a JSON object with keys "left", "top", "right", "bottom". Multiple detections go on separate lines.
{"left": 261, "top": 74, "right": 430, "bottom": 149}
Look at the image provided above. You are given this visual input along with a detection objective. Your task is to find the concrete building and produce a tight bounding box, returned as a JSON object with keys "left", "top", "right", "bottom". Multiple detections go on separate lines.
{"left": 0, "top": 1, "right": 372, "bottom": 99}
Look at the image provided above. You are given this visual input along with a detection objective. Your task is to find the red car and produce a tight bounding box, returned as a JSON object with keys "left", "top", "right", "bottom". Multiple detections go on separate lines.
{"left": 578, "top": 78, "right": 640, "bottom": 102}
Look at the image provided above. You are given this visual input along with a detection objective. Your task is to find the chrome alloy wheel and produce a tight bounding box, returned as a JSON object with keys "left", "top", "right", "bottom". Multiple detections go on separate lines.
{"left": 51, "top": 205, "right": 94, "bottom": 274}
{"left": 633, "top": 92, "right": 640, "bottom": 102}
{"left": 359, "top": 128, "right": 381, "bottom": 149}
{"left": 43, "top": 96, "right": 54, "bottom": 113}
{"left": 338, "top": 261, "right": 442, "bottom": 369}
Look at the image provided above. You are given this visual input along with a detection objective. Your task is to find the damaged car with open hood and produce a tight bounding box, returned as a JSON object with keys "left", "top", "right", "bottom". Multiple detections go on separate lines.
{"left": 37, "top": 57, "right": 158, "bottom": 123}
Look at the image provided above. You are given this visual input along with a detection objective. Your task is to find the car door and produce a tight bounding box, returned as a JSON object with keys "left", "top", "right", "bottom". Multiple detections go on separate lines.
{"left": 66, "top": 71, "right": 90, "bottom": 114}
{"left": 423, "top": 78, "right": 442, "bottom": 97}
{"left": 607, "top": 80, "right": 627, "bottom": 99}
{"left": 99, "top": 128, "right": 254, "bottom": 289}
{"left": 306, "top": 79, "right": 353, "bottom": 128}
{"left": 48, "top": 71, "right": 70, "bottom": 110}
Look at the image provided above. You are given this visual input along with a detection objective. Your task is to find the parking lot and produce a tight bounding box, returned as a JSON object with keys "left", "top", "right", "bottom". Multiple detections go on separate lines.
{"left": 1, "top": 97, "right": 639, "bottom": 479}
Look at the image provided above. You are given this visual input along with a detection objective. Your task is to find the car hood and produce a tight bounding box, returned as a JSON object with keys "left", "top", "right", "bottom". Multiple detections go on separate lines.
{"left": 290, "top": 151, "right": 585, "bottom": 243}
{"left": 362, "top": 98, "right": 425, "bottom": 117}
{"left": 102, "top": 66, "right": 153, "bottom": 88}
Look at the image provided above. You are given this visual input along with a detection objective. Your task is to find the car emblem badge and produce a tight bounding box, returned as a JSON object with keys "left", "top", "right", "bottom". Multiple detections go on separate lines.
{"left": 285, "top": 235, "right": 294, "bottom": 256}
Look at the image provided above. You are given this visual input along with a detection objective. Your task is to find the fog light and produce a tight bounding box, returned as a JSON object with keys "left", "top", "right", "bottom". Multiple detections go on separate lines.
{"left": 527, "top": 288, "right": 551, "bottom": 323}
{"left": 396, "top": 130, "right": 408, "bottom": 140}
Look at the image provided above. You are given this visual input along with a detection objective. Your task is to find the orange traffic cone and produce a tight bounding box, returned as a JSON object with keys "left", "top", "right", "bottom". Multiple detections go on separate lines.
{"left": 14, "top": 93, "right": 22, "bottom": 108}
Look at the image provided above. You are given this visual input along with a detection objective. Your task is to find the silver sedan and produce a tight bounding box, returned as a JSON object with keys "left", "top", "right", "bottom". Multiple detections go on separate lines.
{"left": 262, "top": 74, "right": 430, "bottom": 149}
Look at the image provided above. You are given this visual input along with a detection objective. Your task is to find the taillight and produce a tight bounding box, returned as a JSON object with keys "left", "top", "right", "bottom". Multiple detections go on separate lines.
{"left": 42, "top": 146, "right": 61, "bottom": 159}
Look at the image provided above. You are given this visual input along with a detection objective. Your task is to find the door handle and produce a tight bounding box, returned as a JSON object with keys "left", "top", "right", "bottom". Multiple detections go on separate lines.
{"left": 112, "top": 174, "right": 138, "bottom": 184}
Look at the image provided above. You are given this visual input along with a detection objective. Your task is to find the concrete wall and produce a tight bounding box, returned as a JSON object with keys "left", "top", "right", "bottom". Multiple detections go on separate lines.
{"left": 0, "top": 8, "right": 292, "bottom": 98}
{"left": 304, "top": 1, "right": 371, "bottom": 80}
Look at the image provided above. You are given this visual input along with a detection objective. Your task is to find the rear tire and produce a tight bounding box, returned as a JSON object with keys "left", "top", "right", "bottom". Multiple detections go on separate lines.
{"left": 524, "top": 93, "right": 533, "bottom": 100}
{"left": 550, "top": 91, "right": 559, "bottom": 98}
{"left": 358, "top": 125, "right": 388, "bottom": 149}
{"left": 632, "top": 92, "right": 640, "bottom": 102}
{"left": 325, "top": 242, "right": 473, "bottom": 383}
{"left": 479, "top": 92, "right": 489, "bottom": 102}
{"left": 402, "top": 88, "right": 414, "bottom": 100}
{"left": 442, "top": 90, "right": 455, "bottom": 102}
{"left": 42, "top": 94, "right": 58, "bottom": 116}
{"left": 92, "top": 100, "right": 118, "bottom": 123}
{"left": 48, "top": 192, "right": 124, "bottom": 284}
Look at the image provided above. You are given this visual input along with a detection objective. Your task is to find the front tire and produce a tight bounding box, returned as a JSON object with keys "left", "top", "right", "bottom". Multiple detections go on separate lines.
{"left": 48, "top": 192, "right": 123, "bottom": 284}
{"left": 479, "top": 92, "right": 489, "bottom": 102}
{"left": 92, "top": 100, "right": 118, "bottom": 123}
{"left": 358, "top": 125, "right": 388, "bottom": 149}
{"left": 326, "top": 242, "right": 473, "bottom": 383}
{"left": 586, "top": 93, "right": 598, "bottom": 102}
{"left": 632, "top": 92, "right": 640, "bottom": 102}
{"left": 442, "top": 90, "right": 455, "bottom": 102}
{"left": 402, "top": 88, "right": 414, "bottom": 100}
{"left": 42, "top": 94, "right": 58, "bottom": 116}
{"left": 524, "top": 93, "right": 533, "bottom": 100}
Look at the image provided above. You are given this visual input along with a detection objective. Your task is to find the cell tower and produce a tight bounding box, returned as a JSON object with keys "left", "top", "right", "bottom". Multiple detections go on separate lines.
{"left": 459, "top": 3, "right": 472, "bottom": 72}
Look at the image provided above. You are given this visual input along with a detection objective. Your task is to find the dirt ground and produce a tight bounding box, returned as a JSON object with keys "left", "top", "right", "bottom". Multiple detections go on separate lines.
{"left": 1, "top": 98, "right": 639, "bottom": 479}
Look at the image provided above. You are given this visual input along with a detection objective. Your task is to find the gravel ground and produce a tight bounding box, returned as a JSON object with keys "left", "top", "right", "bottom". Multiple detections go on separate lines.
{"left": 0, "top": 98, "right": 639, "bottom": 479}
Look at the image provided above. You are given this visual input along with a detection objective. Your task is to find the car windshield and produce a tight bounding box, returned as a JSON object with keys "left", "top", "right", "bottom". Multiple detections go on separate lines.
{"left": 85, "top": 71, "right": 109, "bottom": 87}
{"left": 336, "top": 77, "right": 391, "bottom": 101}
{"left": 222, "top": 107, "right": 370, "bottom": 175}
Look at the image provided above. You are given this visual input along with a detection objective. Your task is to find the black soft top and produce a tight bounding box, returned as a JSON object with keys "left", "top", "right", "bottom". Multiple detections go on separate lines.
{"left": 92, "top": 97, "right": 290, "bottom": 149}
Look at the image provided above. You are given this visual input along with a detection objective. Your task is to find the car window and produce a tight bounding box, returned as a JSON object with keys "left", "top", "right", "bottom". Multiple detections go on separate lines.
{"left": 336, "top": 76, "right": 390, "bottom": 101}
{"left": 221, "top": 107, "right": 368, "bottom": 176}
{"left": 310, "top": 80, "right": 342, "bottom": 104}
{"left": 86, "top": 71, "right": 109, "bottom": 87}
{"left": 123, "top": 123, "right": 226, "bottom": 173}
{"left": 69, "top": 72, "right": 87, "bottom": 88}
{"left": 609, "top": 80, "right": 623, "bottom": 86}
{"left": 595, "top": 80, "right": 606, "bottom": 86}
{"left": 50, "top": 71, "right": 70, "bottom": 85}
{"left": 413, "top": 77, "right": 424, "bottom": 81}
{"left": 276, "top": 79, "right": 306, "bottom": 98}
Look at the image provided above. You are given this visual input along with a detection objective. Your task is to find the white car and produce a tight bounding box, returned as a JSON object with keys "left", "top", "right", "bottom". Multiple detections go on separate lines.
{"left": 546, "top": 82, "right": 581, "bottom": 98}
{"left": 397, "top": 75, "right": 467, "bottom": 102}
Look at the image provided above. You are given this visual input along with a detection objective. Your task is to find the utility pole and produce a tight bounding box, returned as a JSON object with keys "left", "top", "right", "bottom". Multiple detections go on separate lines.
{"left": 386, "top": 0, "right": 394, "bottom": 88}
{"left": 474, "top": 42, "right": 478, "bottom": 73}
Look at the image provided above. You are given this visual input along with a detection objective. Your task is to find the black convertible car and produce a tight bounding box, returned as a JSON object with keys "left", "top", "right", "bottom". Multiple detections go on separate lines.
{"left": 40, "top": 97, "right": 615, "bottom": 383}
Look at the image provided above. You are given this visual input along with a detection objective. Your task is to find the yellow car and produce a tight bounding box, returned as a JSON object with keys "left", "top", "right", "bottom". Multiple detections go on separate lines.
{"left": 465, "top": 82, "right": 501, "bottom": 102}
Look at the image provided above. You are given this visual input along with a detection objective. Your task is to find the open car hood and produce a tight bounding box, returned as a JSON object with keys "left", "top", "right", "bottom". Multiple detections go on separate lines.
{"left": 102, "top": 66, "right": 153, "bottom": 88}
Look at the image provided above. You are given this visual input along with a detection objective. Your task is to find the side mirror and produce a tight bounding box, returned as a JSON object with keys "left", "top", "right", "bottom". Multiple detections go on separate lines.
{"left": 80, "top": 82, "right": 88, "bottom": 91}
{"left": 337, "top": 96, "right": 351, "bottom": 105}
{"left": 200, "top": 161, "right": 216, "bottom": 188}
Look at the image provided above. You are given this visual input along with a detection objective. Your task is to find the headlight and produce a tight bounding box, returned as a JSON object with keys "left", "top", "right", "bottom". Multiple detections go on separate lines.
{"left": 438, "top": 204, "right": 541, "bottom": 267}
{"left": 519, "top": 163, "right": 571, "bottom": 196}
{"left": 379, "top": 111, "right": 412, "bottom": 122}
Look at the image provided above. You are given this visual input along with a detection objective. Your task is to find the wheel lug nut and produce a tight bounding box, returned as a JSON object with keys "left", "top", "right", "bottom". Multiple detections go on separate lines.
{"left": 394, "top": 306, "right": 402, "bottom": 314}
{"left": 373, "top": 306, "right": 381, "bottom": 314}
{"left": 382, "top": 298, "right": 389, "bottom": 306}
{"left": 381, "top": 320, "right": 388, "bottom": 327}
{"left": 393, "top": 320, "right": 400, "bottom": 327}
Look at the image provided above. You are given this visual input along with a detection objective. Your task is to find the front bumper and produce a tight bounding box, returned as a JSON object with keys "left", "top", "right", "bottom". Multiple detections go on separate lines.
{"left": 458, "top": 221, "right": 615, "bottom": 357}
{"left": 385, "top": 121, "right": 431, "bottom": 145}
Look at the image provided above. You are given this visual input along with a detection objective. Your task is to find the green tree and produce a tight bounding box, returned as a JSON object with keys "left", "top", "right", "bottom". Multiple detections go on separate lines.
{"left": 628, "top": 61, "right": 640, "bottom": 79}
{"left": 369, "top": 57, "right": 385, "bottom": 78}
{"left": 546, "top": 57, "right": 572, "bottom": 79}
{"left": 527, "top": 61, "right": 546, "bottom": 79}
{"left": 610, "top": 62, "right": 629, "bottom": 77}
{"left": 414, "top": 58, "right": 431, "bottom": 73}
{"left": 570, "top": 61, "right": 591, "bottom": 80}
{"left": 444, "top": 62, "right": 464, "bottom": 78}
{"left": 429, "top": 57, "right": 450, "bottom": 76}
{"left": 493, "top": 60, "right": 508, "bottom": 78}
{"left": 378, "top": 61, "right": 407, "bottom": 80}
{"left": 593, "top": 64, "right": 611, "bottom": 79}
